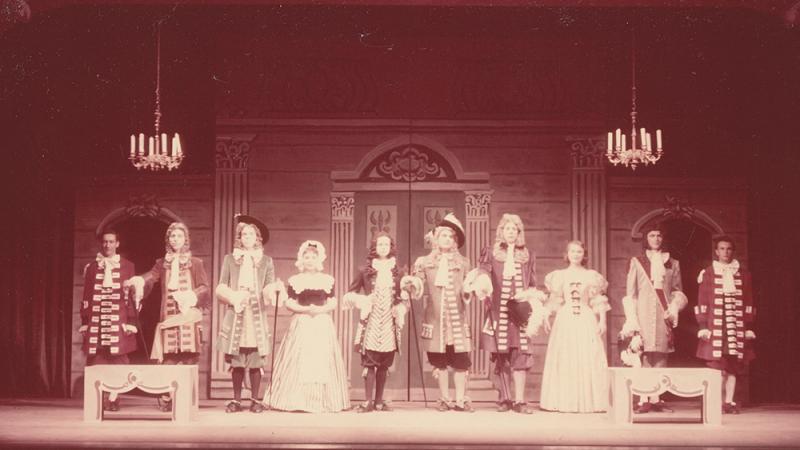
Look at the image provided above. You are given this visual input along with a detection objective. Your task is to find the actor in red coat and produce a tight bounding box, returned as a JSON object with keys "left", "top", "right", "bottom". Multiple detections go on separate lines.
{"left": 128, "top": 222, "right": 210, "bottom": 412}
{"left": 695, "top": 236, "right": 756, "bottom": 414}
{"left": 80, "top": 229, "right": 138, "bottom": 411}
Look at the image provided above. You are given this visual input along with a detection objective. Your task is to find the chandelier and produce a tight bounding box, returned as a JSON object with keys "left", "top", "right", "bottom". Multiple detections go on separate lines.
{"left": 606, "top": 30, "right": 663, "bottom": 170}
{"left": 129, "top": 21, "right": 183, "bottom": 171}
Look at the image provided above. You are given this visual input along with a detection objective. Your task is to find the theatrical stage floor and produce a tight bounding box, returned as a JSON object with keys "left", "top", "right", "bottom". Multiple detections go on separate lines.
{"left": 1, "top": 398, "right": 799, "bottom": 449}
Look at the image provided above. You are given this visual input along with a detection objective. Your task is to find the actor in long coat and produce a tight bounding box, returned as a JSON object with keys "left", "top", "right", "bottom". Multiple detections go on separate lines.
{"left": 695, "top": 236, "right": 756, "bottom": 414}
{"left": 477, "top": 213, "right": 538, "bottom": 414}
{"left": 129, "top": 222, "right": 210, "bottom": 412}
{"left": 215, "top": 214, "right": 275, "bottom": 413}
{"left": 409, "top": 213, "right": 475, "bottom": 412}
{"left": 80, "top": 229, "right": 138, "bottom": 411}
{"left": 622, "top": 224, "right": 688, "bottom": 413}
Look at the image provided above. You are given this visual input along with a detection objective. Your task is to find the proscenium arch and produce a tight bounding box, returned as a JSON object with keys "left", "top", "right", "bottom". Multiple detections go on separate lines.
{"left": 630, "top": 208, "right": 725, "bottom": 241}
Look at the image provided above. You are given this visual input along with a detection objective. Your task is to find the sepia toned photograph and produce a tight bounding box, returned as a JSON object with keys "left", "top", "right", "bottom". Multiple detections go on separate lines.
{"left": 1, "top": 0, "right": 799, "bottom": 448}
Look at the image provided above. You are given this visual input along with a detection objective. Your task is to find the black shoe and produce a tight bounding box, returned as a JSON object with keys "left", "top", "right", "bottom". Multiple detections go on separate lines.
{"left": 435, "top": 398, "right": 451, "bottom": 412}
{"left": 635, "top": 402, "right": 652, "bottom": 414}
{"left": 496, "top": 400, "right": 512, "bottom": 412}
{"left": 722, "top": 402, "right": 733, "bottom": 414}
{"left": 723, "top": 402, "right": 741, "bottom": 415}
{"left": 249, "top": 399, "right": 265, "bottom": 414}
{"left": 107, "top": 400, "right": 120, "bottom": 412}
{"left": 356, "top": 401, "right": 375, "bottom": 413}
{"left": 512, "top": 402, "right": 534, "bottom": 414}
{"left": 225, "top": 400, "right": 243, "bottom": 413}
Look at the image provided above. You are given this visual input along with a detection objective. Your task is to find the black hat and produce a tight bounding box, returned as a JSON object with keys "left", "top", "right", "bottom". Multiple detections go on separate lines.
{"left": 235, "top": 214, "right": 269, "bottom": 244}
{"left": 437, "top": 213, "right": 466, "bottom": 249}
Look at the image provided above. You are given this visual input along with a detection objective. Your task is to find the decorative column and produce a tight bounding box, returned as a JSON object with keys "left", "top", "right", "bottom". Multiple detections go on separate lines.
{"left": 567, "top": 136, "right": 608, "bottom": 276}
{"left": 465, "top": 190, "right": 492, "bottom": 377}
{"left": 330, "top": 192, "right": 355, "bottom": 378}
{"left": 210, "top": 134, "right": 256, "bottom": 397}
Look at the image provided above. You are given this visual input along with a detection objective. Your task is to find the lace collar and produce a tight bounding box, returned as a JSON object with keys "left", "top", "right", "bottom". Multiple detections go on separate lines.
{"left": 288, "top": 272, "right": 334, "bottom": 294}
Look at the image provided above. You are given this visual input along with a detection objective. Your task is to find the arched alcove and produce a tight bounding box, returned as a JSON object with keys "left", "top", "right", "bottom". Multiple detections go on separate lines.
{"left": 630, "top": 198, "right": 725, "bottom": 241}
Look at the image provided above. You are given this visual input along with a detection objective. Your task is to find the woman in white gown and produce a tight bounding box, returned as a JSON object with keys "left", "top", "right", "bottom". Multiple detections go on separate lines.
{"left": 265, "top": 240, "right": 350, "bottom": 413}
{"left": 540, "top": 240, "right": 610, "bottom": 413}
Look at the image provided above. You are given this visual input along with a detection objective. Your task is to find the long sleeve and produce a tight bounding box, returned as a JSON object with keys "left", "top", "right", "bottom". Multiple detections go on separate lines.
{"left": 671, "top": 260, "right": 684, "bottom": 295}
{"left": 122, "top": 261, "right": 138, "bottom": 327}
{"left": 141, "top": 260, "right": 162, "bottom": 299}
{"left": 625, "top": 257, "right": 638, "bottom": 300}
{"left": 191, "top": 258, "right": 211, "bottom": 310}
{"left": 347, "top": 269, "right": 365, "bottom": 294}
{"left": 80, "top": 263, "right": 94, "bottom": 326}
{"left": 413, "top": 257, "right": 427, "bottom": 282}
{"left": 412, "top": 257, "right": 429, "bottom": 307}
{"left": 694, "top": 269, "right": 711, "bottom": 329}
{"left": 216, "top": 256, "right": 237, "bottom": 306}
{"left": 668, "top": 260, "right": 688, "bottom": 311}
{"left": 742, "top": 270, "right": 756, "bottom": 327}
{"left": 219, "top": 255, "right": 232, "bottom": 287}
{"left": 527, "top": 250, "right": 537, "bottom": 288}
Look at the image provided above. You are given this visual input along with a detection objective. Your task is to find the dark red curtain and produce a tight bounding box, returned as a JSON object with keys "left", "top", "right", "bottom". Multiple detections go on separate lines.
{"left": 0, "top": 137, "right": 74, "bottom": 398}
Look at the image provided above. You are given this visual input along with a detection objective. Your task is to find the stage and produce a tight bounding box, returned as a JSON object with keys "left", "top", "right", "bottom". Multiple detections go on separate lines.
{"left": 1, "top": 399, "right": 799, "bottom": 449}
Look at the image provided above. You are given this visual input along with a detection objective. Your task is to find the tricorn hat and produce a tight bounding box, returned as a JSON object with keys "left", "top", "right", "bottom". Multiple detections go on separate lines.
{"left": 235, "top": 214, "right": 269, "bottom": 244}
{"left": 437, "top": 213, "right": 466, "bottom": 249}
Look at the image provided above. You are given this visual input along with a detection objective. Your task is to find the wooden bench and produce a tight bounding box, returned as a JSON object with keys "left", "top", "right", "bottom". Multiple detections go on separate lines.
{"left": 608, "top": 367, "right": 722, "bottom": 425}
{"left": 84, "top": 364, "right": 199, "bottom": 422}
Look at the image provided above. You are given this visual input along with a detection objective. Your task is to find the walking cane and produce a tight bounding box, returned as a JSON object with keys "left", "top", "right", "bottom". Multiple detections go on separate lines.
{"left": 127, "top": 286, "right": 151, "bottom": 359}
{"left": 491, "top": 325, "right": 510, "bottom": 408}
{"left": 405, "top": 285, "right": 428, "bottom": 408}
{"left": 488, "top": 293, "right": 512, "bottom": 409}
{"left": 126, "top": 284, "right": 160, "bottom": 410}
{"left": 266, "top": 280, "right": 282, "bottom": 409}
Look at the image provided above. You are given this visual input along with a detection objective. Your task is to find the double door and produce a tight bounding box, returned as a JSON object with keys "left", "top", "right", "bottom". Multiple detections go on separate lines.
{"left": 350, "top": 190, "right": 465, "bottom": 401}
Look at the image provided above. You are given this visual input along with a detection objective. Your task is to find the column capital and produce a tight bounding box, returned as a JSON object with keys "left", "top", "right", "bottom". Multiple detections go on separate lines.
{"left": 566, "top": 135, "right": 607, "bottom": 170}
{"left": 330, "top": 192, "right": 355, "bottom": 221}
{"left": 215, "top": 134, "right": 258, "bottom": 170}
{"left": 465, "top": 190, "right": 493, "bottom": 219}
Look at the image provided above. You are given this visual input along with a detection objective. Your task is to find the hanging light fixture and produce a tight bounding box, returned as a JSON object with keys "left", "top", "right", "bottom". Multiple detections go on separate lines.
{"left": 606, "top": 29, "right": 663, "bottom": 170}
{"left": 129, "top": 21, "right": 183, "bottom": 171}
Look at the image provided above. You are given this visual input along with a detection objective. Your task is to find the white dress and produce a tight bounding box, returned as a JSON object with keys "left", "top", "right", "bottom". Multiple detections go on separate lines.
{"left": 540, "top": 267, "right": 610, "bottom": 413}
{"left": 265, "top": 273, "right": 350, "bottom": 413}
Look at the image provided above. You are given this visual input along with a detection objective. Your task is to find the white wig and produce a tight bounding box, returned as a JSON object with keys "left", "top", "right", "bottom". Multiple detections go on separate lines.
{"left": 295, "top": 240, "right": 327, "bottom": 272}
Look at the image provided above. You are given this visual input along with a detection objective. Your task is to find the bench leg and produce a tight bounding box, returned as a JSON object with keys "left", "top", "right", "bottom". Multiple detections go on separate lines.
{"left": 84, "top": 376, "right": 102, "bottom": 422}
{"left": 172, "top": 367, "right": 199, "bottom": 423}
{"left": 608, "top": 373, "right": 632, "bottom": 424}
{"left": 704, "top": 375, "right": 722, "bottom": 425}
